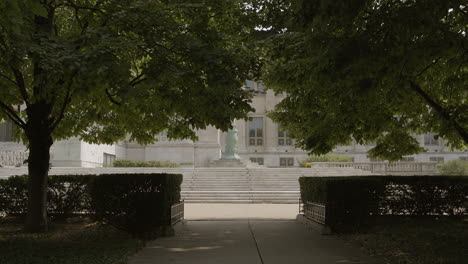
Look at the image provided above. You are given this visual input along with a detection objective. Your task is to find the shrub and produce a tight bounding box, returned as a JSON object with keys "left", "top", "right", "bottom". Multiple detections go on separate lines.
{"left": 47, "top": 175, "right": 95, "bottom": 217}
{"left": 299, "top": 155, "right": 353, "bottom": 167}
{"left": 90, "top": 173, "right": 182, "bottom": 234}
{"left": 113, "top": 159, "right": 180, "bottom": 168}
{"left": 0, "top": 176, "right": 28, "bottom": 216}
{"left": 300, "top": 176, "right": 468, "bottom": 232}
{"left": 0, "top": 175, "right": 95, "bottom": 217}
{"left": 438, "top": 160, "right": 468, "bottom": 176}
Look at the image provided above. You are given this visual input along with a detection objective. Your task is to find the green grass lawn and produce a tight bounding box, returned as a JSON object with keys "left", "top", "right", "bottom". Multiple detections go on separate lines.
{"left": 0, "top": 217, "right": 145, "bottom": 264}
{"left": 342, "top": 217, "right": 468, "bottom": 264}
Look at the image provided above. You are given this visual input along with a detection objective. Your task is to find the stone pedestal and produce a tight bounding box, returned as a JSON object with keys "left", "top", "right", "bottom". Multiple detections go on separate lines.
{"left": 212, "top": 122, "right": 260, "bottom": 167}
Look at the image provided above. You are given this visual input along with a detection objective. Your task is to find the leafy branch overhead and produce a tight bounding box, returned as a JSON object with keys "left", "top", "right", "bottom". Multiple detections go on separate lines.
{"left": 0, "top": 0, "right": 260, "bottom": 233}
{"left": 0, "top": 0, "right": 259, "bottom": 145}
{"left": 261, "top": 0, "right": 467, "bottom": 160}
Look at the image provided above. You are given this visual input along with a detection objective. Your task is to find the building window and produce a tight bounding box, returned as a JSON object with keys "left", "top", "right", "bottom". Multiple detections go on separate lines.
{"left": 459, "top": 156, "right": 468, "bottom": 161}
{"left": 424, "top": 133, "right": 439, "bottom": 146}
{"left": 249, "top": 117, "right": 263, "bottom": 146}
{"left": 278, "top": 125, "right": 292, "bottom": 146}
{"left": 280, "top": 157, "right": 294, "bottom": 167}
{"left": 103, "top": 153, "right": 116, "bottom": 167}
{"left": 369, "top": 157, "right": 383, "bottom": 162}
{"left": 250, "top": 157, "right": 264, "bottom": 165}
{"left": 244, "top": 80, "right": 266, "bottom": 94}
{"left": 400, "top": 157, "right": 415, "bottom": 162}
{"left": 429, "top": 157, "right": 444, "bottom": 163}
{"left": 0, "top": 121, "right": 14, "bottom": 142}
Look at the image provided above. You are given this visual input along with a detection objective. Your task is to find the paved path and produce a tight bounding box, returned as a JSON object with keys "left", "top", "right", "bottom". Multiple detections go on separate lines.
{"left": 129, "top": 220, "right": 376, "bottom": 264}
{"left": 185, "top": 204, "right": 299, "bottom": 220}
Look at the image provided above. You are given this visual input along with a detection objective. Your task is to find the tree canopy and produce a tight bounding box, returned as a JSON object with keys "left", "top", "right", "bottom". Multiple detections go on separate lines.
{"left": 0, "top": 0, "right": 259, "bottom": 232}
{"left": 261, "top": 0, "right": 467, "bottom": 160}
{"left": 0, "top": 0, "right": 258, "bottom": 144}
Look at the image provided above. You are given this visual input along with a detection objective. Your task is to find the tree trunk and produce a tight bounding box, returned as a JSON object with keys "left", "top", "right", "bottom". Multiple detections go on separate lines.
{"left": 24, "top": 109, "right": 53, "bottom": 233}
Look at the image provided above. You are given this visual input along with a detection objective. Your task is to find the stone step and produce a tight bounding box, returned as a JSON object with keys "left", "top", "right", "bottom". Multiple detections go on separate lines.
{"left": 183, "top": 200, "right": 299, "bottom": 204}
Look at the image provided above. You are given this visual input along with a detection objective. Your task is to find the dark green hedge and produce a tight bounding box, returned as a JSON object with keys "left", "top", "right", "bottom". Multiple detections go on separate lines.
{"left": 90, "top": 174, "right": 182, "bottom": 234}
{"left": 300, "top": 176, "right": 468, "bottom": 231}
{"left": 0, "top": 176, "right": 28, "bottom": 216}
{"left": 0, "top": 173, "right": 182, "bottom": 234}
{"left": 0, "top": 175, "right": 94, "bottom": 217}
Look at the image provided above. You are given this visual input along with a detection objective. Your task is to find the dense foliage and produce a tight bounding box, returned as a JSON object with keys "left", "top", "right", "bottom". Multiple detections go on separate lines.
{"left": 438, "top": 160, "right": 468, "bottom": 176}
{"left": 300, "top": 176, "right": 468, "bottom": 232}
{"left": 0, "top": 175, "right": 93, "bottom": 217}
{"left": 0, "top": 0, "right": 258, "bottom": 143}
{"left": 259, "top": 0, "right": 467, "bottom": 160}
{"left": 113, "top": 159, "right": 179, "bottom": 168}
{"left": 90, "top": 174, "right": 182, "bottom": 234}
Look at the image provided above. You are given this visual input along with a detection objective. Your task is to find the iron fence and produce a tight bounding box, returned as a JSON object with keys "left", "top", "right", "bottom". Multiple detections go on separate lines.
{"left": 301, "top": 199, "right": 326, "bottom": 225}
{"left": 171, "top": 200, "right": 184, "bottom": 225}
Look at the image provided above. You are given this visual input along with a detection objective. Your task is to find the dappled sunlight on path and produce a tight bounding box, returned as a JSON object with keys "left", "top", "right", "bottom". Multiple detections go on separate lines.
{"left": 129, "top": 220, "right": 377, "bottom": 264}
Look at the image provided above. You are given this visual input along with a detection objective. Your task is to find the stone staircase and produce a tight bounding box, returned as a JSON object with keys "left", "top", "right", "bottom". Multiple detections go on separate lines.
{"left": 181, "top": 167, "right": 373, "bottom": 204}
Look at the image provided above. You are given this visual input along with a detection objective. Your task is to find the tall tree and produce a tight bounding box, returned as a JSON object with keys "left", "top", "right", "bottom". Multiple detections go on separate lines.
{"left": 0, "top": 0, "right": 258, "bottom": 232}
{"left": 261, "top": 0, "right": 467, "bottom": 160}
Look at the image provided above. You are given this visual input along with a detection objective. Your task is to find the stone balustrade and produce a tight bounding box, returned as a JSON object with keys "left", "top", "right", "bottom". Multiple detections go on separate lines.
{"left": 0, "top": 151, "right": 29, "bottom": 167}
{"left": 312, "top": 162, "right": 439, "bottom": 174}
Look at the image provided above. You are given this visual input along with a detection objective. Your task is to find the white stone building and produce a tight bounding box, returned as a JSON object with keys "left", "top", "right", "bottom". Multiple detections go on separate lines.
{"left": 1, "top": 80, "right": 467, "bottom": 167}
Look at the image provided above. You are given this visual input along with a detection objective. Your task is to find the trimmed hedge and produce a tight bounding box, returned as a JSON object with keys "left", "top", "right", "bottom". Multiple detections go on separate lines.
{"left": 113, "top": 159, "right": 180, "bottom": 168}
{"left": 0, "top": 176, "right": 28, "bottom": 216}
{"left": 90, "top": 174, "right": 182, "bottom": 234}
{"left": 0, "top": 175, "right": 94, "bottom": 217}
{"left": 299, "top": 155, "right": 353, "bottom": 167}
{"left": 300, "top": 176, "right": 468, "bottom": 232}
{"left": 0, "top": 174, "right": 183, "bottom": 234}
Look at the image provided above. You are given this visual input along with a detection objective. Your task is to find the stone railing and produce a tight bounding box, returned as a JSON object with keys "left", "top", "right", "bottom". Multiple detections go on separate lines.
{"left": 0, "top": 151, "right": 29, "bottom": 167}
{"left": 312, "top": 162, "right": 439, "bottom": 174}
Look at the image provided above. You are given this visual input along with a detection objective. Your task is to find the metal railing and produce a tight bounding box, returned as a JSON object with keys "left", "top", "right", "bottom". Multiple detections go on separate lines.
{"left": 171, "top": 200, "right": 184, "bottom": 225}
{"left": 300, "top": 199, "right": 326, "bottom": 225}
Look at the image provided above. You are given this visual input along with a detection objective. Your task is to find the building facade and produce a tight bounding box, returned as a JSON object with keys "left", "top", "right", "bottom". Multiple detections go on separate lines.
{"left": 1, "top": 81, "right": 467, "bottom": 167}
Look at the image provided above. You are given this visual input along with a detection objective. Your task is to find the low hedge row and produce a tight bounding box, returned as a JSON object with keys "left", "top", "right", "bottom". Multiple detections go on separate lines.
{"left": 300, "top": 176, "right": 468, "bottom": 232}
{"left": 0, "top": 173, "right": 183, "bottom": 234}
{"left": 91, "top": 174, "right": 182, "bottom": 234}
{"left": 0, "top": 175, "right": 94, "bottom": 217}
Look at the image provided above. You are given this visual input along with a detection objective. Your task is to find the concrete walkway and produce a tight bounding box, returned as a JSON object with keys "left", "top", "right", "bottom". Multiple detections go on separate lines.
{"left": 129, "top": 220, "right": 377, "bottom": 264}
{"left": 185, "top": 204, "right": 299, "bottom": 220}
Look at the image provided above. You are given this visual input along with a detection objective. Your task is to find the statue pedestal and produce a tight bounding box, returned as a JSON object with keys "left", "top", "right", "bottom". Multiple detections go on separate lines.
{"left": 210, "top": 158, "right": 261, "bottom": 168}
{"left": 211, "top": 122, "right": 264, "bottom": 168}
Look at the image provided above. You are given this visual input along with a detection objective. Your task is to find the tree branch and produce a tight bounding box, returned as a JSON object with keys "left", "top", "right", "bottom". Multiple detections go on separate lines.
{"left": 409, "top": 81, "right": 468, "bottom": 144}
{"left": 0, "top": 100, "right": 26, "bottom": 129}
{"left": 414, "top": 57, "right": 442, "bottom": 78}
{"left": 50, "top": 72, "right": 77, "bottom": 131}
{"left": 129, "top": 72, "right": 145, "bottom": 86}
{"left": 130, "top": 77, "right": 147, "bottom": 87}
{"left": 63, "top": 0, "right": 107, "bottom": 16}
{"left": 0, "top": 73, "right": 18, "bottom": 86}
{"left": 9, "top": 65, "right": 31, "bottom": 108}
{"left": 105, "top": 88, "right": 123, "bottom": 106}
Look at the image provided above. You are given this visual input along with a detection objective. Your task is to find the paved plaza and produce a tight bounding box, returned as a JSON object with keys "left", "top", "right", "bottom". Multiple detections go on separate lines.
{"left": 129, "top": 220, "right": 376, "bottom": 264}
{"left": 129, "top": 204, "right": 377, "bottom": 264}
{"left": 184, "top": 204, "right": 299, "bottom": 220}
